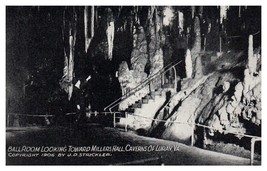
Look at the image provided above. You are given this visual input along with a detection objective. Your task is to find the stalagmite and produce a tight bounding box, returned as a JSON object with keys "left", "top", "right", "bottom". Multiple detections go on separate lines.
{"left": 232, "top": 82, "right": 243, "bottom": 103}
{"left": 118, "top": 24, "right": 149, "bottom": 110}
{"left": 185, "top": 49, "right": 193, "bottom": 78}
{"left": 194, "top": 56, "right": 203, "bottom": 78}
{"left": 118, "top": 61, "right": 132, "bottom": 96}
{"left": 222, "top": 81, "right": 230, "bottom": 92}
{"left": 106, "top": 9, "right": 114, "bottom": 60}
{"left": 242, "top": 35, "right": 260, "bottom": 106}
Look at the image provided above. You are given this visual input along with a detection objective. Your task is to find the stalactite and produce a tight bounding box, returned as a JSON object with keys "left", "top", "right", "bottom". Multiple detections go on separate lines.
{"left": 61, "top": 10, "right": 68, "bottom": 93}
{"left": 68, "top": 35, "right": 75, "bottom": 100}
{"left": 95, "top": 6, "right": 98, "bottom": 26}
{"left": 191, "top": 6, "right": 195, "bottom": 18}
{"left": 185, "top": 49, "right": 193, "bottom": 78}
{"left": 84, "top": 6, "right": 89, "bottom": 52}
{"left": 59, "top": 7, "right": 77, "bottom": 101}
{"left": 199, "top": 6, "right": 203, "bottom": 18}
{"left": 148, "top": 7, "right": 164, "bottom": 92}
{"left": 191, "top": 16, "right": 201, "bottom": 78}
{"left": 90, "top": 6, "right": 95, "bottom": 43}
{"left": 68, "top": 8, "right": 77, "bottom": 100}
{"left": 163, "top": 6, "right": 174, "bottom": 27}
{"left": 248, "top": 35, "right": 257, "bottom": 74}
{"left": 178, "top": 11, "right": 184, "bottom": 34}
{"left": 84, "top": 6, "right": 94, "bottom": 53}
{"left": 220, "top": 6, "right": 229, "bottom": 24}
{"left": 106, "top": 8, "right": 114, "bottom": 61}
{"left": 117, "top": 6, "right": 122, "bottom": 19}
{"left": 193, "top": 16, "right": 201, "bottom": 51}
{"left": 133, "top": 6, "right": 140, "bottom": 25}
{"left": 241, "top": 6, "right": 243, "bottom": 17}
{"left": 148, "top": 6, "right": 155, "bottom": 24}
{"left": 155, "top": 7, "right": 161, "bottom": 50}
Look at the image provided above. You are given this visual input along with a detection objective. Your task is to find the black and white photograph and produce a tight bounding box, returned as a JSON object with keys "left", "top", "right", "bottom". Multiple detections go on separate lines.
{"left": 5, "top": 4, "right": 262, "bottom": 165}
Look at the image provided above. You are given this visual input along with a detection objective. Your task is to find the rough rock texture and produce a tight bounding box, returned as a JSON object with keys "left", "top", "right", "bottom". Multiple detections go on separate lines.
{"left": 242, "top": 69, "right": 261, "bottom": 125}
{"left": 117, "top": 19, "right": 165, "bottom": 111}
{"left": 149, "top": 74, "right": 211, "bottom": 139}
{"left": 117, "top": 61, "right": 149, "bottom": 110}
{"left": 240, "top": 36, "right": 261, "bottom": 125}
{"left": 117, "top": 61, "right": 134, "bottom": 96}
{"left": 162, "top": 93, "right": 201, "bottom": 144}
{"left": 131, "top": 26, "right": 148, "bottom": 72}
{"left": 148, "top": 12, "right": 164, "bottom": 91}
{"left": 117, "top": 26, "right": 149, "bottom": 110}
{"left": 149, "top": 49, "right": 261, "bottom": 144}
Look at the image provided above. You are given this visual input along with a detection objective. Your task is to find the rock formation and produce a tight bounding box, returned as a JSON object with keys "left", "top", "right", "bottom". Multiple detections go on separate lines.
{"left": 59, "top": 8, "right": 77, "bottom": 101}
{"left": 149, "top": 48, "right": 261, "bottom": 145}
{"left": 185, "top": 49, "right": 193, "bottom": 78}
{"left": 148, "top": 8, "right": 164, "bottom": 91}
{"left": 118, "top": 26, "right": 149, "bottom": 110}
{"left": 191, "top": 16, "right": 201, "bottom": 78}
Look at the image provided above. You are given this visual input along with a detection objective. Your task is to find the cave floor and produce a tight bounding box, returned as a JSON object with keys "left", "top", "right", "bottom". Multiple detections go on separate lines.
{"left": 6, "top": 123, "right": 260, "bottom": 165}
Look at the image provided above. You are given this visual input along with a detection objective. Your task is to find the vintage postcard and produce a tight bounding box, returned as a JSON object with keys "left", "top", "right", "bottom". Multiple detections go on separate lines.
{"left": 6, "top": 5, "right": 261, "bottom": 165}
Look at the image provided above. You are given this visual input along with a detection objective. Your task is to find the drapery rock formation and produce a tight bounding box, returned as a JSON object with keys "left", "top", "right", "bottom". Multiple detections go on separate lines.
{"left": 149, "top": 47, "right": 261, "bottom": 144}
{"left": 118, "top": 26, "right": 149, "bottom": 110}
{"left": 131, "top": 26, "right": 148, "bottom": 72}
